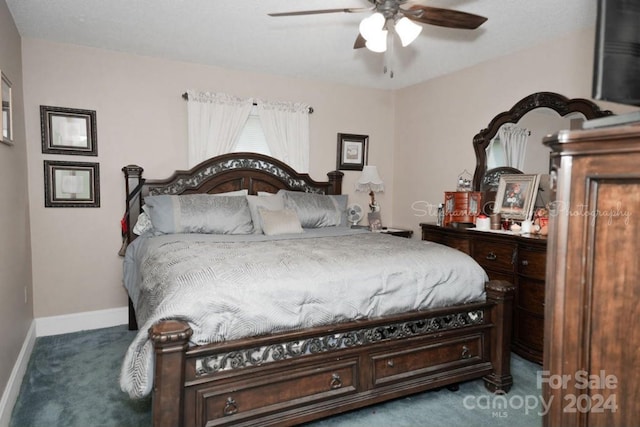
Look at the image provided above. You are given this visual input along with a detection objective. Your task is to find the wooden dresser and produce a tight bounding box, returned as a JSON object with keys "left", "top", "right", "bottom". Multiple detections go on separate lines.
{"left": 542, "top": 126, "right": 640, "bottom": 426}
{"left": 420, "top": 223, "right": 546, "bottom": 364}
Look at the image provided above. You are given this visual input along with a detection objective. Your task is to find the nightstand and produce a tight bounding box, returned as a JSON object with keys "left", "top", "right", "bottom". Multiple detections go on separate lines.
{"left": 380, "top": 228, "right": 413, "bottom": 238}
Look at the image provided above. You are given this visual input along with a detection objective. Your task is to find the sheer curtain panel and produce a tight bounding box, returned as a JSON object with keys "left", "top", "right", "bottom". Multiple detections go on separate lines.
{"left": 186, "top": 90, "right": 253, "bottom": 167}
{"left": 257, "top": 100, "right": 311, "bottom": 173}
{"left": 499, "top": 124, "right": 529, "bottom": 171}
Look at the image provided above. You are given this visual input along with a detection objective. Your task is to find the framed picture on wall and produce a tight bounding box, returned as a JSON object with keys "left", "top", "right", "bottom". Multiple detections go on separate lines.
{"left": 493, "top": 174, "right": 540, "bottom": 221}
{"left": 44, "top": 160, "right": 100, "bottom": 207}
{"left": 1, "top": 71, "right": 13, "bottom": 146}
{"left": 336, "top": 133, "right": 368, "bottom": 171}
{"left": 41, "top": 105, "right": 98, "bottom": 156}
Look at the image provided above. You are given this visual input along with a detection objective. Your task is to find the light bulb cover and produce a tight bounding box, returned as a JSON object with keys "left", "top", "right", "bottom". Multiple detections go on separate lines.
{"left": 395, "top": 17, "right": 422, "bottom": 47}
{"left": 365, "top": 30, "right": 388, "bottom": 52}
{"left": 359, "top": 13, "right": 385, "bottom": 41}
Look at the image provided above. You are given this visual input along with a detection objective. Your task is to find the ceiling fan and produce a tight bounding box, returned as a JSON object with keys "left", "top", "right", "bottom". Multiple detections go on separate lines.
{"left": 268, "top": 0, "right": 487, "bottom": 52}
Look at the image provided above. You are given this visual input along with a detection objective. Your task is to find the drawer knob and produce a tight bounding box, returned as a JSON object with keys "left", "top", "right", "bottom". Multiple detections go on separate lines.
{"left": 330, "top": 373, "right": 343, "bottom": 390}
{"left": 486, "top": 252, "right": 497, "bottom": 261}
{"left": 223, "top": 397, "right": 238, "bottom": 416}
{"left": 522, "top": 259, "right": 529, "bottom": 266}
{"left": 387, "top": 359, "right": 395, "bottom": 368}
{"left": 461, "top": 345, "right": 471, "bottom": 359}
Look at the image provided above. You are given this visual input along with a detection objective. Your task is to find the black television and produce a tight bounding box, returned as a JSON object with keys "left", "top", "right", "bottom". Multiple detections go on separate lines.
{"left": 592, "top": 0, "right": 640, "bottom": 107}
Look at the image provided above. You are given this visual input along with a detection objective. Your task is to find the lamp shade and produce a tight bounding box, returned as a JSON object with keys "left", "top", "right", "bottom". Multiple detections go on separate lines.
{"left": 395, "top": 17, "right": 422, "bottom": 47}
{"left": 356, "top": 165, "right": 385, "bottom": 193}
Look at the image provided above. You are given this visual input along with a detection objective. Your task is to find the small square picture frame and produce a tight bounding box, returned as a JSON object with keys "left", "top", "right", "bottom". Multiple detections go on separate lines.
{"left": 44, "top": 160, "right": 100, "bottom": 208}
{"left": 337, "top": 133, "right": 368, "bottom": 171}
{"left": 41, "top": 105, "right": 97, "bottom": 156}
{"left": 493, "top": 174, "right": 540, "bottom": 221}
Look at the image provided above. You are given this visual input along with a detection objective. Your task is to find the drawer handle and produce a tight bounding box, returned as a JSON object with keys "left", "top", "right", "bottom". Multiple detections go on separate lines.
{"left": 486, "top": 252, "right": 497, "bottom": 261}
{"left": 387, "top": 359, "right": 395, "bottom": 368}
{"left": 461, "top": 345, "right": 471, "bottom": 359}
{"left": 330, "top": 373, "right": 343, "bottom": 390}
{"left": 521, "top": 259, "right": 529, "bottom": 266}
{"left": 223, "top": 397, "right": 238, "bottom": 416}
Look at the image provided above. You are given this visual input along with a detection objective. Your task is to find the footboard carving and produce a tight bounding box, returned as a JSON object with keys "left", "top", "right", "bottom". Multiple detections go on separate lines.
{"left": 149, "top": 281, "right": 515, "bottom": 427}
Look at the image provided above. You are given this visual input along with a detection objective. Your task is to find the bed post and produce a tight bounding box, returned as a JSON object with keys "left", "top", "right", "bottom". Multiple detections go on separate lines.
{"left": 122, "top": 164, "right": 144, "bottom": 245}
{"left": 150, "top": 320, "right": 193, "bottom": 427}
{"left": 327, "top": 170, "right": 343, "bottom": 195}
{"left": 483, "top": 279, "right": 515, "bottom": 393}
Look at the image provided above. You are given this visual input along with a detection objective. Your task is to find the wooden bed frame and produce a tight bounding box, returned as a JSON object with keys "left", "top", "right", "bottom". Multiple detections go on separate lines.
{"left": 122, "top": 152, "right": 515, "bottom": 427}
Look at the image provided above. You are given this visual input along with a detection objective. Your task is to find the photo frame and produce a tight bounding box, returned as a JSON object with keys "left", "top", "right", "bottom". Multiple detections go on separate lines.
{"left": 336, "top": 133, "right": 368, "bottom": 171}
{"left": 44, "top": 160, "right": 100, "bottom": 208}
{"left": 493, "top": 174, "right": 540, "bottom": 221}
{"left": 41, "top": 105, "right": 97, "bottom": 155}
{"left": 1, "top": 71, "right": 13, "bottom": 146}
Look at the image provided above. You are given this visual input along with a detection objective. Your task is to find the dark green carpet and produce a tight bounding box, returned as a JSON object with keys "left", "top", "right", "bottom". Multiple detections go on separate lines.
{"left": 10, "top": 325, "right": 543, "bottom": 427}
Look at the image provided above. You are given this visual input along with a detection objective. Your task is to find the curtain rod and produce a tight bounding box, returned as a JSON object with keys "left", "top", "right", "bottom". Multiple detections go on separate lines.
{"left": 182, "top": 92, "right": 314, "bottom": 114}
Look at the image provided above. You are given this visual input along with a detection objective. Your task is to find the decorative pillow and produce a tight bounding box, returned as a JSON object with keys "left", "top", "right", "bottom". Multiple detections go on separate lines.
{"left": 246, "top": 194, "right": 285, "bottom": 234}
{"left": 132, "top": 212, "right": 154, "bottom": 235}
{"left": 280, "top": 190, "right": 348, "bottom": 228}
{"left": 259, "top": 208, "right": 304, "bottom": 236}
{"left": 143, "top": 194, "right": 253, "bottom": 234}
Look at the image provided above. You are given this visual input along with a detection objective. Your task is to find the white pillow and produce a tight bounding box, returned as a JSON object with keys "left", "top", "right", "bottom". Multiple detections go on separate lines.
{"left": 246, "top": 194, "right": 285, "bottom": 234}
{"left": 259, "top": 209, "right": 304, "bottom": 236}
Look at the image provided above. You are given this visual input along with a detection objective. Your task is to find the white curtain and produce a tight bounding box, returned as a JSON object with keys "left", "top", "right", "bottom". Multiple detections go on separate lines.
{"left": 499, "top": 124, "right": 529, "bottom": 170}
{"left": 186, "top": 90, "right": 253, "bottom": 167}
{"left": 257, "top": 99, "right": 311, "bottom": 173}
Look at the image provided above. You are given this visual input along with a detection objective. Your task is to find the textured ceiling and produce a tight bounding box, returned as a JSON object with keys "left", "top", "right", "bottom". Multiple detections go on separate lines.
{"left": 6, "top": 0, "right": 597, "bottom": 89}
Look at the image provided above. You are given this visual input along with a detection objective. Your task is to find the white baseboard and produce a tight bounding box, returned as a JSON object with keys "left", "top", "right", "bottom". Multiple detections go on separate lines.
{"left": 35, "top": 306, "right": 129, "bottom": 337}
{"left": 0, "top": 321, "right": 36, "bottom": 427}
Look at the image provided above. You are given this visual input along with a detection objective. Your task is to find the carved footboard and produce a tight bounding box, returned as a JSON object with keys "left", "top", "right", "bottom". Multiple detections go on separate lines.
{"left": 149, "top": 280, "right": 514, "bottom": 427}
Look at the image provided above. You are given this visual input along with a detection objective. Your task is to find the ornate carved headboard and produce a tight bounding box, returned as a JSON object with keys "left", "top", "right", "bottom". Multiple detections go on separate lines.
{"left": 122, "top": 152, "right": 344, "bottom": 245}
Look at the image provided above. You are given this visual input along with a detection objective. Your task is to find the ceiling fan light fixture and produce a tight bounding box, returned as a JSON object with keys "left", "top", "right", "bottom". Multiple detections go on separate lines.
{"left": 365, "top": 30, "right": 388, "bottom": 52}
{"left": 359, "top": 12, "right": 385, "bottom": 41}
{"left": 395, "top": 17, "right": 422, "bottom": 47}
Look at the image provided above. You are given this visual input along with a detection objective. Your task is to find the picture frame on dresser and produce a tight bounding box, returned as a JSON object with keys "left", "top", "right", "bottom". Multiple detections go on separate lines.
{"left": 493, "top": 174, "right": 540, "bottom": 221}
{"left": 40, "top": 105, "right": 98, "bottom": 156}
{"left": 44, "top": 160, "right": 100, "bottom": 208}
{"left": 336, "top": 133, "right": 368, "bottom": 171}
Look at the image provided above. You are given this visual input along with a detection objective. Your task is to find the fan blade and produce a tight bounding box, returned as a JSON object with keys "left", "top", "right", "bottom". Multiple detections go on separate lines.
{"left": 353, "top": 33, "right": 366, "bottom": 49}
{"left": 269, "top": 7, "right": 370, "bottom": 17}
{"left": 405, "top": 5, "right": 487, "bottom": 30}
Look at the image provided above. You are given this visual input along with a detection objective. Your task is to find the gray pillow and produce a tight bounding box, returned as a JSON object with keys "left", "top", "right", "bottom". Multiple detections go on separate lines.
{"left": 144, "top": 194, "right": 253, "bottom": 234}
{"left": 280, "top": 190, "right": 348, "bottom": 228}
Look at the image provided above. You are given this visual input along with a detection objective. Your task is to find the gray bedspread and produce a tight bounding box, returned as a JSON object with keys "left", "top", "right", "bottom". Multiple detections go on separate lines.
{"left": 120, "top": 228, "right": 488, "bottom": 398}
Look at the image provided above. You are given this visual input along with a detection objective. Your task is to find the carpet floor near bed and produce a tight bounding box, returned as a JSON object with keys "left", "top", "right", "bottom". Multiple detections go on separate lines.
{"left": 10, "top": 325, "right": 543, "bottom": 427}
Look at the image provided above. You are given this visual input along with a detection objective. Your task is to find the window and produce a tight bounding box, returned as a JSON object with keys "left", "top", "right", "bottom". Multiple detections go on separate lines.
{"left": 234, "top": 106, "right": 271, "bottom": 155}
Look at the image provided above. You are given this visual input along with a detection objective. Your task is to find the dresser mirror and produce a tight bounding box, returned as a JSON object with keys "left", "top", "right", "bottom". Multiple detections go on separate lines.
{"left": 471, "top": 92, "right": 613, "bottom": 214}
{"left": 472, "top": 92, "right": 612, "bottom": 193}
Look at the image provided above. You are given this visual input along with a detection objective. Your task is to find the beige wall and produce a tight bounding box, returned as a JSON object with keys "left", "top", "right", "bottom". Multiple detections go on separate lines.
{"left": 392, "top": 27, "right": 640, "bottom": 235}
{"left": 0, "top": 0, "right": 32, "bottom": 399}
{"left": 21, "top": 38, "right": 395, "bottom": 318}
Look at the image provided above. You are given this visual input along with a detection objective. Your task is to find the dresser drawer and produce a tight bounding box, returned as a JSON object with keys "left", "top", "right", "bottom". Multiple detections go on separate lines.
{"left": 193, "top": 358, "right": 358, "bottom": 425}
{"left": 517, "top": 278, "right": 545, "bottom": 315}
{"left": 371, "top": 335, "right": 483, "bottom": 387}
{"left": 518, "top": 247, "right": 546, "bottom": 280}
{"left": 472, "top": 240, "right": 516, "bottom": 273}
{"left": 514, "top": 311, "right": 544, "bottom": 356}
{"left": 422, "top": 230, "right": 471, "bottom": 255}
